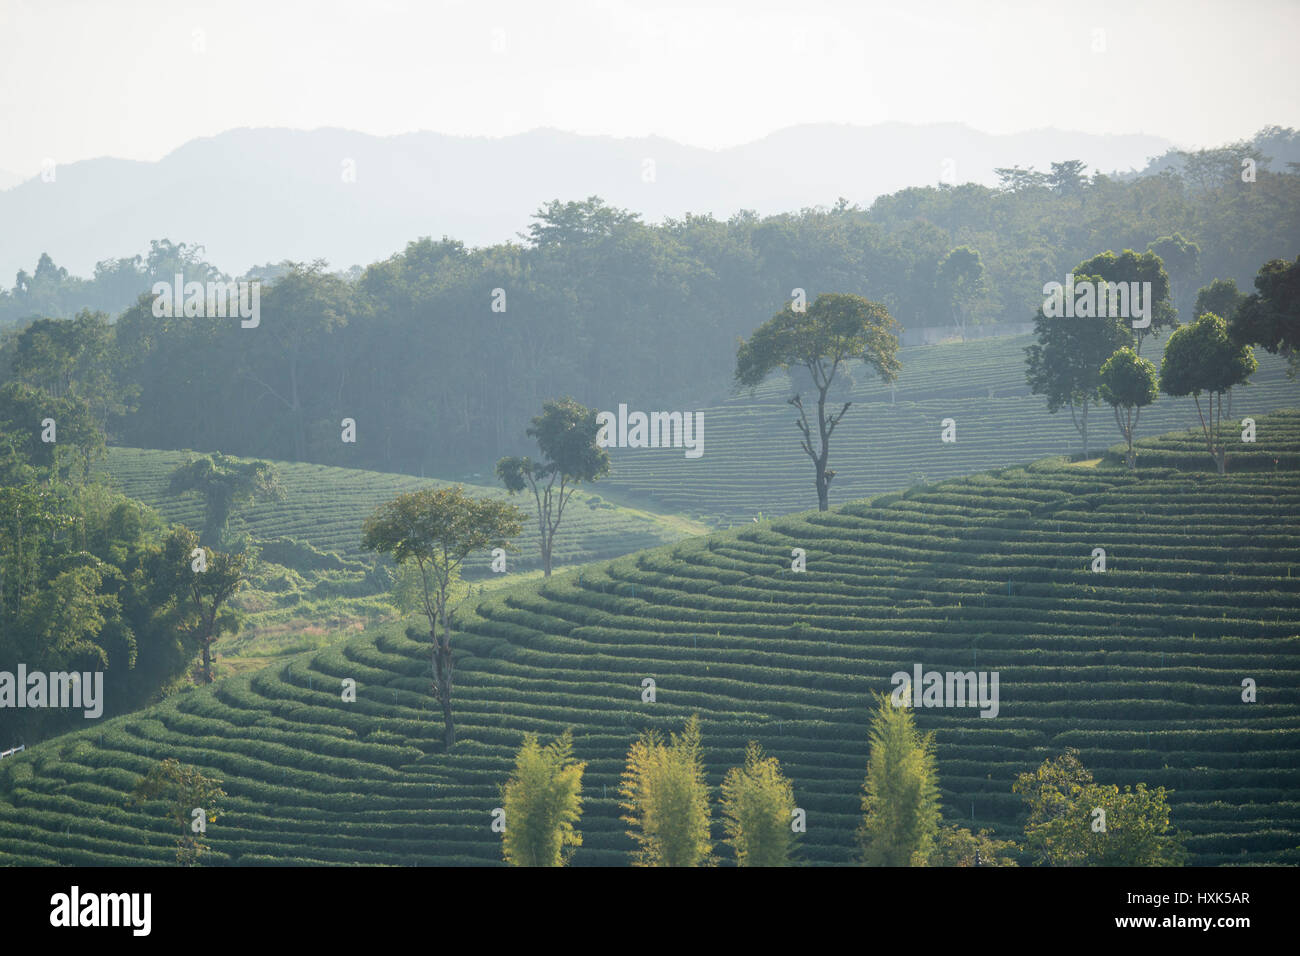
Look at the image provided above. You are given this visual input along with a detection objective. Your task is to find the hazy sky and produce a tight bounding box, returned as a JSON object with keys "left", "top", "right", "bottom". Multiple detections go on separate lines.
{"left": 1, "top": 0, "right": 1297, "bottom": 176}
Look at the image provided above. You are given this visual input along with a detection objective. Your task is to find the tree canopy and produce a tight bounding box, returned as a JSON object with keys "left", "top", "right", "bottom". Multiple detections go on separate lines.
{"left": 362, "top": 485, "right": 523, "bottom": 748}
{"left": 736, "top": 292, "right": 900, "bottom": 510}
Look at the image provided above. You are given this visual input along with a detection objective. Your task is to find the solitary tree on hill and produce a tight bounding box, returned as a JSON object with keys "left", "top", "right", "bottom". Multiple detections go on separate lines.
{"left": 735, "top": 293, "right": 900, "bottom": 511}
{"left": 496, "top": 397, "right": 609, "bottom": 577}
{"left": 362, "top": 485, "right": 524, "bottom": 749}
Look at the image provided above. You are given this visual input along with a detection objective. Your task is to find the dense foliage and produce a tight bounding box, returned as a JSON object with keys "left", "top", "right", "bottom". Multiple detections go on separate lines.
{"left": 2, "top": 143, "right": 1297, "bottom": 477}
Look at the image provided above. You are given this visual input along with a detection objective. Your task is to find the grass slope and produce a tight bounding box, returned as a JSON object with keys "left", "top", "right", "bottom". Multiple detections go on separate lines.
{"left": 600, "top": 334, "right": 1300, "bottom": 524}
{"left": 5, "top": 412, "right": 1299, "bottom": 866}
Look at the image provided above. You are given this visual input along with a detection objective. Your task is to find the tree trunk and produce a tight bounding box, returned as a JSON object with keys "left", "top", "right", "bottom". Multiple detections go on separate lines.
{"left": 816, "top": 387, "right": 831, "bottom": 511}
{"left": 440, "top": 684, "right": 455, "bottom": 749}
{"left": 1080, "top": 401, "right": 1089, "bottom": 459}
{"left": 1216, "top": 393, "right": 1227, "bottom": 475}
{"left": 432, "top": 628, "right": 455, "bottom": 749}
{"left": 1124, "top": 408, "right": 1136, "bottom": 471}
{"left": 289, "top": 354, "right": 305, "bottom": 463}
{"left": 201, "top": 629, "right": 213, "bottom": 684}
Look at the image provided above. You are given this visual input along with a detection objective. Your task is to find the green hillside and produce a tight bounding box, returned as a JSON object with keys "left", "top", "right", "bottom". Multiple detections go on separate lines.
{"left": 97, "top": 447, "right": 703, "bottom": 576}
{"left": 600, "top": 335, "right": 1300, "bottom": 524}
{"left": 4, "top": 412, "right": 1298, "bottom": 866}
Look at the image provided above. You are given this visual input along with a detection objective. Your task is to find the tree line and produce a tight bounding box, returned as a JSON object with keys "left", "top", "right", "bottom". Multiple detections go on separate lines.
{"left": 1027, "top": 254, "right": 1298, "bottom": 473}
{"left": 497, "top": 695, "right": 1184, "bottom": 867}
{"left": 1, "top": 139, "right": 1297, "bottom": 478}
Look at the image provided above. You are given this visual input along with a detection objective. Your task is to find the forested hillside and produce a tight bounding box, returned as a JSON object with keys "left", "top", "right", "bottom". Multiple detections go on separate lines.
{"left": 2, "top": 136, "right": 1297, "bottom": 479}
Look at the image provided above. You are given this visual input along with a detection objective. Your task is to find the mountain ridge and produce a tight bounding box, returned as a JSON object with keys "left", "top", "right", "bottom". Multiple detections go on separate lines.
{"left": 0, "top": 122, "right": 1172, "bottom": 280}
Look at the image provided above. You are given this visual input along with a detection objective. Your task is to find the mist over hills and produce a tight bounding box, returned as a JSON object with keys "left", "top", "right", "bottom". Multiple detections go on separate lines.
{"left": 0, "top": 123, "right": 1173, "bottom": 280}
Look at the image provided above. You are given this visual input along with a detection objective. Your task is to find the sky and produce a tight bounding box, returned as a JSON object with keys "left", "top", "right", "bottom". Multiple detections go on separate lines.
{"left": 1, "top": 0, "right": 1298, "bottom": 177}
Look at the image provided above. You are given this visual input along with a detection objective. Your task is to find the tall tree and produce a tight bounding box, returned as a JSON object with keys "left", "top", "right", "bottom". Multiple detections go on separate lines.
{"left": 500, "top": 730, "right": 586, "bottom": 867}
{"left": 1159, "top": 311, "right": 1257, "bottom": 474}
{"left": 1230, "top": 255, "right": 1300, "bottom": 379}
{"left": 1147, "top": 234, "right": 1200, "bottom": 323}
{"left": 993, "top": 165, "right": 1048, "bottom": 192}
{"left": 735, "top": 293, "right": 900, "bottom": 511}
{"left": 935, "top": 246, "right": 987, "bottom": 342}
{"left": 240, "top": 261, "right": 352, "bottom": 461}
{"left": 496, "top": 397, "right": 610, "bottom": 577}
{"left": 620, "top": 714, "right": 713, "bottom": 867}
{"left": 1098, "top": 347, "right": 1159, "bottom": 471}
{"left": 166, "top": 453, "right": 284, "bottom": 548}
{"left": 720, "top": 741, "right": 797, "bottom": 867}
{"left": 361, "top": 486, "right": 523, "bottom": 748}
{"left": 1047, "top": 159, "right": 1088, "bottom": 196}
{"left": 858, "top": 691, "right": 941, "bottom": 867}
{"left": 160, "top": 528, "right": 248, "bottom": 684}
{"left": 1025, "top": 297, "right": 1133, "bottom": 458}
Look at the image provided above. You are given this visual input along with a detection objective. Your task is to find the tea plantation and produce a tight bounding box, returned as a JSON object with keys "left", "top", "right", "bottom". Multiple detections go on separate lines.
{"left": 3, "top": 412, "right": 1298, "bottom": 866}
{"left": 97, "top": 447, "right": 701, "bottom": 576}
{"left": 601, "top": 334, "right": 1300, "bottom": 525}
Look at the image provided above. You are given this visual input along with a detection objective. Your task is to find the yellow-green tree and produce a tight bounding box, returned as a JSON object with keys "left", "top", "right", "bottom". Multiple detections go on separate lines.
{"left": 129, "top": 757, "right": 226, "bottom": 865}
{"left": 858, "top": 689, "right": 941, "bottom": 866}
{"left": 500, "top": 730, "right": 586, "bottom": 866}
{"left": 620, "top": 714, "right": 713, "bottom": 866}
{"left": 1013, "top": 749, "right": 1186, "bottom": 866}
{"left": 929, "top": 824, "right": 1019, "bottom": 866}
{"left": 721, "top": 741, "right": 797, "bottom": 866}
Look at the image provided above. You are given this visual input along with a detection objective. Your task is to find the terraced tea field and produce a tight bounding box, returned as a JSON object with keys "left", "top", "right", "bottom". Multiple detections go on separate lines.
{"left": 601, "top": 334, "right": 1300, "bottom": 524}
{"left": 98, "top": 447, "right": 702, "bottom": 577}
{"left": 4, "top": 412, "right": 1298, "bottom": 866}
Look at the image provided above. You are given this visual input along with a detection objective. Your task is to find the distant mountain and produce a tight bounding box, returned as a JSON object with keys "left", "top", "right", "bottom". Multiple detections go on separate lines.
{"left": 1122, "top": 125, "right": 1300, "bottom": 181}
{"left": 0, "top": 168, "right": 24, "bottom": 191}
{"left": 0, "top": 123, "right": 1172, "bottom": 280}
